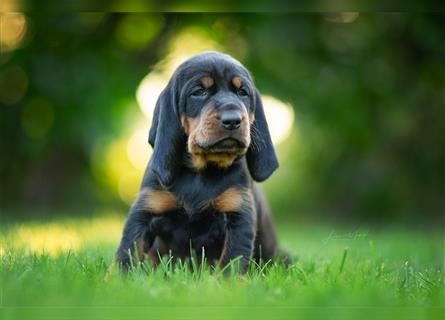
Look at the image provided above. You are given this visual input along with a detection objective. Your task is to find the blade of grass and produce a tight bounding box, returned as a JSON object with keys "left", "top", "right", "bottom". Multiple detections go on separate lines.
{"left": 339, "top": 248, "right": 348, "bottom": 274}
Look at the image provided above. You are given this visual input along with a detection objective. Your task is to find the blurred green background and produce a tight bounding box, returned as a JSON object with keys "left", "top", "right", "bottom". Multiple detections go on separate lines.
{"left": 1, "top": 9, "right": 444, "bottom": 225}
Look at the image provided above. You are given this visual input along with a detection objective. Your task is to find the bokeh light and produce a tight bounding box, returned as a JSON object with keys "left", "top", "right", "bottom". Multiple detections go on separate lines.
{"left": 114, "top": 14, "right": 164, "bottom": 50}
{"left": 136, "top": 72, "right": 166, "bottom": 119}
{"left": 127, "top": 126, "right": 152, "bottom": 171}
{"left": 15, "top": 225, "right": 81, "bottom": 256}
{"left": 118, "top": 170, "right": 142, "bottom": 205}
{"left": 0, "top": 12, "right": 27, "bottom": 53}
{"left": 0, "top": 216, "right": 123, "bottom": 256}
{"left": 91, "top": 119, "right": 152, "bottom": 205}
{"left": 261, "top": 96, "right": 294, "bottom": 145}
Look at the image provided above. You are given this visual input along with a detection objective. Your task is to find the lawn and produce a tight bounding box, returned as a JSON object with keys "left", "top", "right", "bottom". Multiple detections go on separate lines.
{"left": 0, "top": 214, "right": 443, "bottom": 320}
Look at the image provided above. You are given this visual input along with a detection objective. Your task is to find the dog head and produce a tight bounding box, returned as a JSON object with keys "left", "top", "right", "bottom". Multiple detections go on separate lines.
{"left": 148, "top": 51, "right": 278, "bottom": 187}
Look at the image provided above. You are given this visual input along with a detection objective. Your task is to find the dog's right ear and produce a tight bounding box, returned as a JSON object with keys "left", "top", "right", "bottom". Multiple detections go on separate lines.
{"left": 148, "top": 81, "right": 185, "bottom": 188}
{"left": 246, "top": 89, "right": 279, "bottom": 182}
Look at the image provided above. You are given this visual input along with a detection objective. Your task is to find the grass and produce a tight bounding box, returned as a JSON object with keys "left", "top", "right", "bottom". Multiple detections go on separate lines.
{"left": 0, "top": 215, "right": 443, "bottom": 320}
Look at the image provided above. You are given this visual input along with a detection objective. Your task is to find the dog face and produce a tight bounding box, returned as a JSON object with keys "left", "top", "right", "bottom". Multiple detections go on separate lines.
{"left": 180, "top": 64, "right": 254, "bottom": 169}
{"left": 148, "top": 51, "right": 278, "bottom": 187}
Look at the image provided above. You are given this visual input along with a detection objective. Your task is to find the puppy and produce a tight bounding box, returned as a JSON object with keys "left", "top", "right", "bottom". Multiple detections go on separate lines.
{"left": 116, "top": 51, "right": 289, "bottom": 273}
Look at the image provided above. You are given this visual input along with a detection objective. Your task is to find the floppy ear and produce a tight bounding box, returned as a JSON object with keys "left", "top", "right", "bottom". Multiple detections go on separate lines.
{"left": 148, "top": 96, "right": 159, "bottom": 148}
{"left": 246, "top": 90, "right": 279, "bottom": 182}
{"left": 148, "top": 82, "right": 185, "bottom": 187}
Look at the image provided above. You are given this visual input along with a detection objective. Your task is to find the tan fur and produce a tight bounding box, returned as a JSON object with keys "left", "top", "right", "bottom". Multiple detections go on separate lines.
{"left": 137, "top": 188, "right": 180, "bottom": 214}
{"left": 201, "top": 76, "right": 214, "bottom": 88}
{"left": 213, "top": 187, "right": 253, "bottom": 213}
{"left": 187, "top": 106, "right": 220, "bottom": 155}
{"left": 190, "top": 154, "right": 208, "bottom": 170}
{"left": 181, "top": 115, "right": 199, "bottom": 136}
{"left": 181, "top": 115, "right": 188, "bottom": 134}
{"left": 185, "top": 105, "right": 251, "bottom": 171}
{"left": 232, "top": 76, "right": 242, "bottom": 89}
{"left": 190, "top": 152, "right": 239, "bottom": 170}
{"left": 206, "top": 153, "right": 238, "bottom": 167}
{"left": 249, "top": 112, "right": 254, "bottom": 124}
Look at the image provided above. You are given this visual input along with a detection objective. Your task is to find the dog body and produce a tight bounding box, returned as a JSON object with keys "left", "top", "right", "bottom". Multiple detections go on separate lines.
{"left": 116, "top": 51, "right": 283, "bottom": 272}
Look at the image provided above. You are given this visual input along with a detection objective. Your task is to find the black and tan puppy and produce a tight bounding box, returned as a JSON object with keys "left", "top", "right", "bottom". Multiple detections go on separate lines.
{"left": 116, "top": 51, "right": 288, "bottom": 273}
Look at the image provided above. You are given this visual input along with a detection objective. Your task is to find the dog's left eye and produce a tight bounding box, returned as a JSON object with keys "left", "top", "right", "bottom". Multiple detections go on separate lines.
{"left": 237, "top": 88, "right": 249, "bottom": 97}
{"left": 191, "top": 88, "right": 208, "bottom": 97}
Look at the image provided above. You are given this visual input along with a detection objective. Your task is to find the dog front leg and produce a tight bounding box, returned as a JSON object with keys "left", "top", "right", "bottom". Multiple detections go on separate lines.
{"left": 219, "top": 209, "right": 255, "bottom": 274}
{"left": 115, "top": 206, "right": 155, "bottom": 271}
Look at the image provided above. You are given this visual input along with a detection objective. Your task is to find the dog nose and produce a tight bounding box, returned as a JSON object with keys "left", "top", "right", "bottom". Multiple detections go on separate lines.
{"left": 220, "top": 111, "right": 242, "bottom": 130}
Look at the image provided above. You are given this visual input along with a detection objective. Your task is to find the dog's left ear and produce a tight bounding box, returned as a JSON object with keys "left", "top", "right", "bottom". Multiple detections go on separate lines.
{"left": 148, "top": 81, "right": 185, "bottom": 187}
{"left": 246, "top": 89, "right": 279, "bottom": 182}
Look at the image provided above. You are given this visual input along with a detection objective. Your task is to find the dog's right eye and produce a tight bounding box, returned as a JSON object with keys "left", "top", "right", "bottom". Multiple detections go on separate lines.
{"left": 191, "top": 87, "right": 208, "bottom": 97}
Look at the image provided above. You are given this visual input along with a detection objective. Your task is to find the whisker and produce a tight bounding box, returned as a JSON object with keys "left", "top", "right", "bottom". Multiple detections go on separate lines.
{"left": 250, "top": 125, "right": 265, "bottom": 151}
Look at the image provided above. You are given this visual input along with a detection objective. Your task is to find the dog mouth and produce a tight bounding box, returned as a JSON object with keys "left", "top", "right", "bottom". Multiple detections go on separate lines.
{"left": 198, "top": 138, "right": 246, "bottom": 153}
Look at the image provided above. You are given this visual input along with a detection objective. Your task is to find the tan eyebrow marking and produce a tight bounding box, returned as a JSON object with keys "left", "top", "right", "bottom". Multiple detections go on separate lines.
{"left": 200, "top": 76, "right": 214, "bottom": 88}
{"left": 232, "top": 76, "right": 242, "bottom": 89}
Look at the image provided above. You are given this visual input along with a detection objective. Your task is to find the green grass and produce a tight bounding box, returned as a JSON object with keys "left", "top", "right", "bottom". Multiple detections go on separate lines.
{"left": 0, "top": 215, "right": 443, "bottom": 320}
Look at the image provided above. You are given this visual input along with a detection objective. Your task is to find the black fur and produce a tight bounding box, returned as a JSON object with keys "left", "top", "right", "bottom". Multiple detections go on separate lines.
{"left": 116, "top": 51, "right": 287, "bottom": 273}
{"left": 246, "top": 89, "right": 279, "bottom": 182}
{"left": 148, "top": 81, "right": 185, "bottom": 187}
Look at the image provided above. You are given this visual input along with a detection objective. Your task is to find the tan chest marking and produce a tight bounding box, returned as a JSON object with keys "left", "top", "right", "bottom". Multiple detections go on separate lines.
{"left": 191, "top": 153, "right": 239, "bottom": 170}
{"left": 213, "top": 187, "right": 253, "bottom": 213}
{"left": 138, "top": 188, "right": 180, "bottom": 214}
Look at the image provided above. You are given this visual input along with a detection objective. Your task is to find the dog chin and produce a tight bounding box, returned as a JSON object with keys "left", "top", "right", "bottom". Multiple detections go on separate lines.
{"left": 197, "top": 138, "right": 247, "bottom": 153}
{"left": 187, "top": 138, "right": 248, "bottom": 170}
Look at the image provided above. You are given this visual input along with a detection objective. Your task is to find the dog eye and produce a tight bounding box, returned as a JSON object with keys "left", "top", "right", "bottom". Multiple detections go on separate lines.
{"left": 237, "top": 88, "right": 249, "bottom": 97}
{"left": 191, "top": 88, "right": 208, "bottom": 97}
